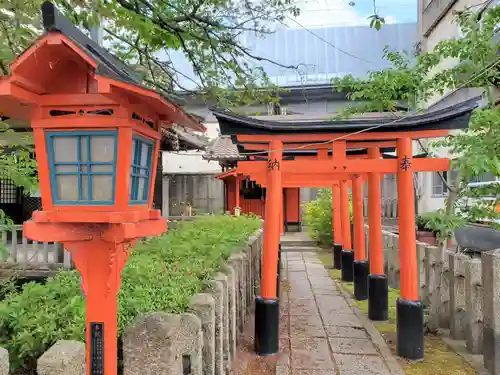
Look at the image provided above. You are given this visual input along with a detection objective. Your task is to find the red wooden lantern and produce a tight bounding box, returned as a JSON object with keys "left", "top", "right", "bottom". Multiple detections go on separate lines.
{"left": 0, "top": 3, "right": 204, "bottom": 375}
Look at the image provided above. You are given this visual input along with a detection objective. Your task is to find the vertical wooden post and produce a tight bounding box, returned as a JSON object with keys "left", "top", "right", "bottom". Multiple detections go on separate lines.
{"left": 235, "top": 176, "right": 240, "bottom": 215}
{"left": 332, "top": 181, "right": 342, "bottom": 269}
{"left": 367, "top": 147, "right": 388, "bottom": 321}
{"left": 396, "top": 137, "right": 424, "bottom": 360}
{"left": 340, "top": 178, "right": 354, "bottom": 281}
{"left": 255, "top": 139, "right": 283, "bottom": 356}
{"left": 352, "top": 174, "right": 368, "bottom": 300}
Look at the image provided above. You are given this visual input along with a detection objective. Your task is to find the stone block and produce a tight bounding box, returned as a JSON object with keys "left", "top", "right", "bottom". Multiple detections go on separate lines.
{"left": 0, "top": 347, "right": 8, "bottom": 375}
{"left": 439, "top": 250, "right": 453, "bottom": 329}
{"left": 37, "top": 340, "right": 85, "bottom": 375}
{"left": 449, "top": 252, "right": 468, "bottom": 339}
{"left": 425, "top": 245, "right": 442, "bottom": 331}
{"left": 191, "top": 293, "right": 216, "bottom": 375}
{"left": 416, "top": 242, "right": 428, "bottom": 304}
{"left": 223, "top": 264, "right": 237, "bottom": 359}
{"left": 387, "top": 235, "right": 400, "bottom": 289}
{"left": 228, "top": 253, "right": 245, "bottom": 337}
{"left": 465, "top": 258, "right": 483, "bottom": 354}
{"left": 482, "top": 249, "right": 500, "bottom": 374}
{"left": 212, "top": 274, "right": 229, "bottom": 375}
{"left": 123, "top": 312, "right": 202, "bottom": 375}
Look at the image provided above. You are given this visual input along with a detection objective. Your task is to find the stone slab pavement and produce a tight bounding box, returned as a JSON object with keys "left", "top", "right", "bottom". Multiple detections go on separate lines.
{"left": 277, "top": 251, "right": 405, "bottom": 375}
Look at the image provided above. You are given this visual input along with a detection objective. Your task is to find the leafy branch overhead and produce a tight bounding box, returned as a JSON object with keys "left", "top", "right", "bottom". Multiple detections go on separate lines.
{"left": 0, "top": 0, "right": 301, "bottom": 105}
{"left": 331, "top": 5, "right": 500, "bottom": 227}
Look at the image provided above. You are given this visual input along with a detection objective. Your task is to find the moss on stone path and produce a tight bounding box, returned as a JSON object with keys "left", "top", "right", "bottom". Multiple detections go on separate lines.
{"left": 317, "top": 251, "right": 477, "bottom": 375}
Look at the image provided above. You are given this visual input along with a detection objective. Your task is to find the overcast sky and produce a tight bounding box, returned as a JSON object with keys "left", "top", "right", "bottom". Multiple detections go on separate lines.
{"left": 284, "top": 0, "right": 416, "bottom": 28}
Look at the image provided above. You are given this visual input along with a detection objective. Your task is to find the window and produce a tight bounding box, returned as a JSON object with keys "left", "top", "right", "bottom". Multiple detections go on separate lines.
{"left": 47, "top": 131, "right": 117, "bottom": 205}
{"left": 433, "top": 170, "right": 498, "bottom": 196}
{"left": 432, "top": 170, "right": 459, "bottom": 196}
{"left": 129, "top": 135, "right": 154, "bottom": 204}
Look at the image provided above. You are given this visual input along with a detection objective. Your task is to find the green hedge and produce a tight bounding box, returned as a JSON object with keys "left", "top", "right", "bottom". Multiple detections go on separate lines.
{"left": 302, "top": 188, "right": 352, "bottom": 247}
{"left": 0, "top": 214, "right": 261, "bottom": 371}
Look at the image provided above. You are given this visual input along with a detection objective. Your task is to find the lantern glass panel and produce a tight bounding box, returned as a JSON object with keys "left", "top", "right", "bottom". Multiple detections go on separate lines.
{"left": 129, "top": 135, "right": 154, "bottom": 204}
{"left": 47, "top": 131, "right": 118, "bottom": 205}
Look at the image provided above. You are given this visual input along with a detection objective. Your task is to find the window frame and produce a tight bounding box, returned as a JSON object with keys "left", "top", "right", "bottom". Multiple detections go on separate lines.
{"left": 129, "top": 134, "right": 155, "bottom": 205}
{"left": 46, "top": 130, "right": 118, "bottom": 205}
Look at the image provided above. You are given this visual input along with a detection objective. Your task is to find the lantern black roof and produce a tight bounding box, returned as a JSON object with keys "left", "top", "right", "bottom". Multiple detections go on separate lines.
{"left": 210, "top": 96, "right": 479, "bottom": 135}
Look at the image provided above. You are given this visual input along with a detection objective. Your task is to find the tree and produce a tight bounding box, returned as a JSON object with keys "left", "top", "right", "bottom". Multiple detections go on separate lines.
{"left": 0, "top": 0, "right": 303, "bottom": 106}
{"left": 331, "top": 5, "right": 500, "bottom": 233}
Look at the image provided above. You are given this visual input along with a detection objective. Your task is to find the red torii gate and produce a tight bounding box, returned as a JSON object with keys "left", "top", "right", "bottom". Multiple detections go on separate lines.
{"left": 211, "top": 98, "right": 476, "bottom": 361}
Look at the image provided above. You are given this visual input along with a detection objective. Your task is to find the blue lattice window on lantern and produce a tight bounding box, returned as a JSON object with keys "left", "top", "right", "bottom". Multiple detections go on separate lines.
{"left": 46, "top": 131, "right": 118, "bottom": 205}
{"left": 129, "top": 135, "right": 154, "bottom": 204}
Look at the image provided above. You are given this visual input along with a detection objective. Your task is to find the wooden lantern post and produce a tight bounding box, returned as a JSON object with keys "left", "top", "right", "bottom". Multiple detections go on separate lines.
{"left": 0, "top": 3, "right": 204, "bottom": 374}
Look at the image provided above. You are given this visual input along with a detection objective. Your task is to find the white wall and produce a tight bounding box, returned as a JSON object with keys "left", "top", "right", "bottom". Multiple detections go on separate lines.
{"left": 163, "top": 122, "right": 222, "bottom": 174}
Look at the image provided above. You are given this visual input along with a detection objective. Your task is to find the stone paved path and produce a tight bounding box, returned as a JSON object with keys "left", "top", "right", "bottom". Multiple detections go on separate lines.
{"left": 277, "top": 251, "right": 400, "bottom": 375}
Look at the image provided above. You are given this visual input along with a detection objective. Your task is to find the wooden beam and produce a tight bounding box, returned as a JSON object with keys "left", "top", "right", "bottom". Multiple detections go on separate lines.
{"left": 239, "top": 140, "right": 397, "bottom": 151}
{"left": 236, "top": 130, "right": 451, "bottom": 143}
{"left": 237, "top": 158, "right": 449, "bottom": 175}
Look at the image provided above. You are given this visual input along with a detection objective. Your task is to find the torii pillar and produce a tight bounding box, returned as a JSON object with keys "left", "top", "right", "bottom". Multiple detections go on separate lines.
{"left": 367, "top": 147, "right": 388, "bottom": 321}
{"left": 332, "top": 182, "right": 343, "bottom": 269}
{"left": 340, "top": 178, "right": 354, "bottom": 281}
{"left": 352, "top": 174, "right": 368, "bottom": 300}
{"left": 255, "top": 139, "right": 283, "bottom": 355}
{"left": 396, "top": 137, "right": 424, "bottom": 360}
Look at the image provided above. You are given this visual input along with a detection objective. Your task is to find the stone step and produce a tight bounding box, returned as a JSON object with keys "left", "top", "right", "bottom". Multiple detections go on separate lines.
{"left": 280, "top": 240, "right": 317, "bottom": 247}
{"left": 280, "top": 246, "right": 320, "bottom": 252}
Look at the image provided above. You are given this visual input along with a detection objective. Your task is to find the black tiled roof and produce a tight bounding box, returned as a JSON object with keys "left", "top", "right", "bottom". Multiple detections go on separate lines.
{"left": 210, "top": 97, "right": 479, "bottom": 135}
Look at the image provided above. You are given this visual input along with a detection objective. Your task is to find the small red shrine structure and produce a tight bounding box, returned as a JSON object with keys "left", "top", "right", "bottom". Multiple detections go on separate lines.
{"left": 0, "top": 3, "right": 204, "bottom": 375}
{"left": 209, "top": 98, "right": 477, "bottom": 360}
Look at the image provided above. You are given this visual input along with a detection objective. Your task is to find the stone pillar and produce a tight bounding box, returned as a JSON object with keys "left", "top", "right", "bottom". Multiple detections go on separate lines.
{"left": 0, "top": 348, "right": 8, "bottom": 375}
{"left": 482, "top": 249, "right": 500, "bottom": 374}
{"left": 213, "top": 273, "right": 230, "bottom": 374}
{"left": 439, "top": 251, "right": 453, "bottom": 329}
{"left": 224, "top": 265, "right": 237, "bottom": 359}
{"left": 37, "top": 340, "right": 85, "bottom": 375}
{"left": 465, "top": 258, "right": 483, "bottom": 354}
{"left": 191, "top": 294, "right": 216, "bottom": 375}
{"left": 416, "top": 242, "right": 427, "bottom": 304}
{"left": 449, "top": 252, "right": 468, "bottom": 340}
{"left": 425, "top": 245, "right": 442, "bottom": 332}
{"left": 123, "top": 313, "right": 203, "bottom": 375}
{"left": 387, "top": 234, "right": 400, "bottom": 289}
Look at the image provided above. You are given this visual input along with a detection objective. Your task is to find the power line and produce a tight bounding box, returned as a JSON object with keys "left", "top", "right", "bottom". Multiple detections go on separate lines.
{"left": 285, "top": 16, "right": 377, "bottom": 65}
{"left": 223, "top": 57, "right": 500, "bottom": 156}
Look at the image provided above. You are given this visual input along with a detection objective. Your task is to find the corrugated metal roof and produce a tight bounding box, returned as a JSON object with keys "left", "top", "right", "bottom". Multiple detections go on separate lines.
{"left": 169, "top": 22, "right": 417, "bottom": 89}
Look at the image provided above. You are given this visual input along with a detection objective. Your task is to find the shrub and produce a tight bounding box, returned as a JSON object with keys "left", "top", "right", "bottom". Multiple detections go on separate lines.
{"left": 0, "top": 214, "right": 261, "bottom": 372}
{"left": 302, "top": 188, "right": 352, "bottom": 247}
{"left": 417, "top": 210, "right": 465, "bottom": 240}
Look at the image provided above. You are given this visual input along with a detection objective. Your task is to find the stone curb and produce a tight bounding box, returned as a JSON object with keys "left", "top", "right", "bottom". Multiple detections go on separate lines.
{"left": 334, "top": 280, "right": 406, "bottom": 375}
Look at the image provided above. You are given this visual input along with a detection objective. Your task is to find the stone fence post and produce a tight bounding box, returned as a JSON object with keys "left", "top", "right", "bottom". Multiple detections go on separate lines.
{"left": 387, "top": 234, "right": 400, "bottom": 289}
{"left": 416, "top": 242, "right": 428, "bottom": 304}
{"left": 191, "top": 294, "right": 216, "bottom": 375}
{"left": 123, "top": 312, "right": 203, "bottom": 375}
{"left": 449, "top": 252, "right": 468, "bottom": 340}
{"left": 439, "top": 250, "right": 453, "bottom": 329}
{"left": 465, "top": 257, "right": 483, "bottom": 354}
{"left": 424, "top": 245, "right": 442, "bottom": 332}
{"left": 0, "top": 348, "right": 8, "bottom": 375}
{"left": 37, "top": 340, "right": 85, "bottom": 375}
{"left": 482, "top": 249, "right": 500, "bottom": 374}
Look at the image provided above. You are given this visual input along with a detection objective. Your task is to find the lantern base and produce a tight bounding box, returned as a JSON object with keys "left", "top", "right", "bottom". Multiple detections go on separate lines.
{"left": 30, "top": 208, "right": 162, "bottom": 224}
